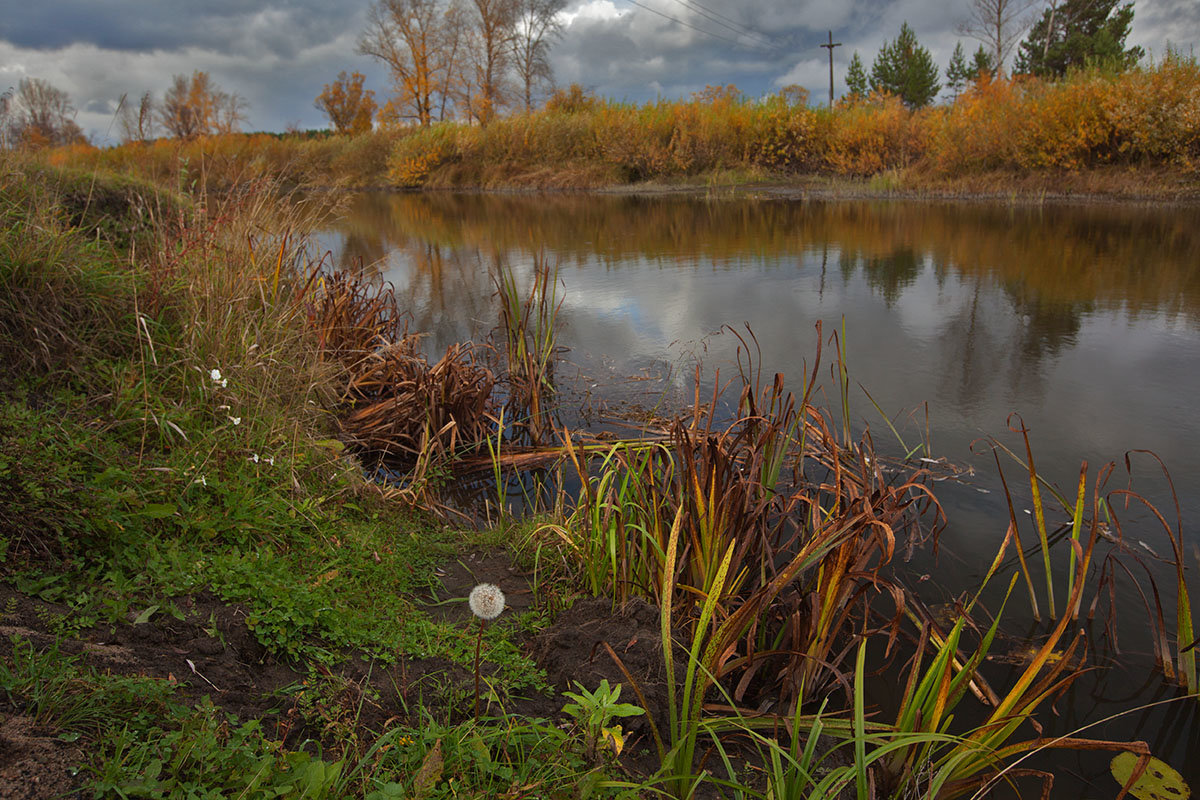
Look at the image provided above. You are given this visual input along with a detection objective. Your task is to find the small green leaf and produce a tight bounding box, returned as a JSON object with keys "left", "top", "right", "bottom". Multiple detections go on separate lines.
{"left": 1110, "top": 752, "right": 1191, "bottom": 800}
{"left": 139, "top": 503, "right": 177, "bottom": 519}
{"left": 133, "top": 605, "right": 159, "bottom": 624}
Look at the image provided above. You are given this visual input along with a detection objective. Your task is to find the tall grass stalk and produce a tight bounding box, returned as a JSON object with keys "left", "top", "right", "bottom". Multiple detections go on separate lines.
{"left": 494, "top": 252, "right": 562, "bottom": 445}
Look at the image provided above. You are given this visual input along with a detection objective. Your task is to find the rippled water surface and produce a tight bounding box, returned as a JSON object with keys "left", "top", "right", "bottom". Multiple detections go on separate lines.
{"left": 320, "top": 191, "right": 1200, "bottom": 790}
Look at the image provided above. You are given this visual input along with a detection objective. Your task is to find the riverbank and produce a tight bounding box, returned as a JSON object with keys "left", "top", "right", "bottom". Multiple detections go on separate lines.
{"left": 0, "top": 157, "right": 645, "bottom": 798}
{"left": 3, "top": 155, "right": 1195, "bottom": 799}
{"left": 553, "top": 166, "right": 1200, "bottom": 205}
{"left": 40, "top": 57, "right": 1200, "bottom": 207}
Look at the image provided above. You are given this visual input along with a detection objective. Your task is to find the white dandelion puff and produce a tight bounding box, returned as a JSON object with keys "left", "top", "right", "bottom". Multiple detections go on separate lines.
{"left": 468, "top": 583, "right": 506, "bottom": 620}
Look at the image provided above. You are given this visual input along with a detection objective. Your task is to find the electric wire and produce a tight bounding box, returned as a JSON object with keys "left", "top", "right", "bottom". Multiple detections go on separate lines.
{"left": 661, "top": 0, "right": 778, "bottom": 48}
{"left": 624, "top": 0, "right": 744, "bottom": 47}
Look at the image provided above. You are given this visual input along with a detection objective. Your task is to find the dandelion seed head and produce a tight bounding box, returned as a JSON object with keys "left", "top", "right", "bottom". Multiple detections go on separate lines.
{"left": 468, "top": 583, "right": 505, "bottom": 620}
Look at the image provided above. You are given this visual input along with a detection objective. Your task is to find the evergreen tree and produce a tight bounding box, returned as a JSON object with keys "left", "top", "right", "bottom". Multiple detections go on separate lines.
{"left": 971, "top": 45, "right": 997, "bottom": 78}
{"left": 870, "top": 22, "right": 942, "bottom": 108}
{"left": 846, "top": 51, "right": 869, "bottom": 98}
{"left": 946, "top": 42, "right": 971, "bottom": 98}
{"left": 1014, "top": 0, "right": 1143, "bottom": 77}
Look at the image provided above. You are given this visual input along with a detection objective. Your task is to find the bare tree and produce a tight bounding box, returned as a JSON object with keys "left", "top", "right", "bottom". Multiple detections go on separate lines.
{"left": 214, "top": 92, "right": 248, "bottom": 135}
{"left": 435, "top": 1, "right": 468, "bottom": 121}
{"left": 956, "top": 0, "right": 1037, "bottom": 75}
{"left": 6, "top": 78, "right": 84, "bottom": 147}
{"left": 118, "top": 91, "right": 157, "bottom": 143}
{"left": 360, "top": 0, "right": 447, "bottom": 126}
{"left": 511, "top": 0, "right": 564, "bottom": 111}
{"left": 463, "top": 0, "right": 517, "bottom": 124}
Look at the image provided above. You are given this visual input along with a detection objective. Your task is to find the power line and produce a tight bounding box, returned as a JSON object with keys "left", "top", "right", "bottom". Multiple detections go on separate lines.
{"left": 624, "top": 0, "right": 748, "bottom": 47}
{"left": 683, "top": 0, "right": 779, "bottom": 48}
{"left": 660, "top": 0, "right": 777, "bottom": 48}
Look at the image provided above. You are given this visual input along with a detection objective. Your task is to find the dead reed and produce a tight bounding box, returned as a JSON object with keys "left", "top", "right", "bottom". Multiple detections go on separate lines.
{"left": 308, "top": 270, "right": 496, "bottom": 467}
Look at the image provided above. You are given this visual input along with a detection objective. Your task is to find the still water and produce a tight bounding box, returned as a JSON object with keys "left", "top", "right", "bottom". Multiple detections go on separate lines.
{"left": 320, "top": 191, "right": 1200, "bottom": 793}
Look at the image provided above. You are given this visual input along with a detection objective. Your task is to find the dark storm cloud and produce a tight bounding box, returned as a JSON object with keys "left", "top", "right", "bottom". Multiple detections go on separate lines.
{"left": 2, "top": 0, "right": 360, "bottom": 59}
{"left": 1133, "top": 0, "right": 1200, "bottom": 54}
{"left": 551, "top": 0, "right": 962, "bottom": 102}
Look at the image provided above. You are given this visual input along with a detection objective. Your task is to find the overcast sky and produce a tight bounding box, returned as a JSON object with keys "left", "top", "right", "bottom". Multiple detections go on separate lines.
{"left": 1, "top": 0, "right": 1196, "bottom": 143}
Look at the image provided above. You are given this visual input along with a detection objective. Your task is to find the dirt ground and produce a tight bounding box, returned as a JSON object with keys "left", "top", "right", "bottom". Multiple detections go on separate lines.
{"left": 0, "top": 550, "right": 684, "bottom": 799}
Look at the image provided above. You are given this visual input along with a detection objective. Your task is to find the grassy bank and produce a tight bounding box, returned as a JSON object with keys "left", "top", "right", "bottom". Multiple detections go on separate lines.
{"left": 42, "top": 55, "right": 1200, "bottom": 201}
{"left": 0, "top": 156, "right": 607, "bottom": 797}
{"left": 2, "top": 152, "right": 1197, "bottom": 799}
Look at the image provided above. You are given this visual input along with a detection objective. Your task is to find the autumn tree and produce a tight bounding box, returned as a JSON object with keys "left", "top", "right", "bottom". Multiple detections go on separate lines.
{"left": 1014, "top": 0, "right": 1143, "bottom": 77}
{"left": 870, "top": 22, "right": 941, "bottom": 108}
{"left": 315, "top": 71, "right": 378, "bottom": 134}
{"left": 511, "top": 0, "right": 564, "bottom": 111}
{"left": 956, "top": 0, "right": 1036, "bottom": 75}
{"left": 544, "top": 83, "right": 598, "bottom": 113}
{"left": 359, "top": 0, "right": 450, "bottom": 126}
{"left": 4, "top": 78, "right": 85, "bottom": 148}
{"left": 159, "top": 71, "right": 245, "bottom": 139}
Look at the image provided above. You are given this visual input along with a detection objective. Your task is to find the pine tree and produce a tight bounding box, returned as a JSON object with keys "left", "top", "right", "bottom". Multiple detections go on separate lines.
{"left": 946, "top": 42, "right": 971, "bottom": 98}
{"left": 971, "top": 45, "right": 997, "bottom": 79}
{"left": 870, "top": 22, "right": 942, "bottom": 109}
{"left": 846, "top": 51, "right": 869, "bottom": 98}
{"left": 1014, "top": 0, "right": 1143, "bottom": 77}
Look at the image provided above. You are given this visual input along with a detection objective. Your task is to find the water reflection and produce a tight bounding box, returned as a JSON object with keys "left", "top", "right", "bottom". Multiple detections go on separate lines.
{"left": 333, "top": 192, "right": 1200, "bottom": 318}
{"left": 320, "top": 193, "right": 1200, "bottom": 468}
{"left": 319, "top": 191, "right": 1200, "bottom": 547}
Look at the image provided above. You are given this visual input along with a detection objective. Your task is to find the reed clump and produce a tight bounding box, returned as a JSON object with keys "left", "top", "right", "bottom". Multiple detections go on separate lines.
{"left": 547, "top": 325, "right": 944, "bottom": 709}
{"left": 492, "top": 254, "right": 561, "bottom": 446}
{"left": 306, "top": 270, "right": 496, "bottom": 465}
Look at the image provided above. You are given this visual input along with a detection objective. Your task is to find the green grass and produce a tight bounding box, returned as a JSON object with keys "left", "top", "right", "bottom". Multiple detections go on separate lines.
{"left": 0, "top": 155, "right": 575, "bottom": 796}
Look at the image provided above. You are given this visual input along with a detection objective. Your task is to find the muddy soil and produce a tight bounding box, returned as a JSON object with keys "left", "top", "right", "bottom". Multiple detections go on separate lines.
{"left": 0, "top": 549, "right": 683, "bottom": 798}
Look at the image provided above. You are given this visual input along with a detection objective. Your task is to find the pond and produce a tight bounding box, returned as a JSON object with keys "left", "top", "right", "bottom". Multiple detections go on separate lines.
{"left": 319, "top": 190, "right": 1200, "bottom": 793}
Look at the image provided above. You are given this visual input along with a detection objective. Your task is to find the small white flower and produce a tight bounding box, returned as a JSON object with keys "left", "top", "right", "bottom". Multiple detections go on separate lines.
{"left": 210, "top": 368, "right": 222, "bottom": 382}
{"left": 251, "top": 454, "right": 260, "bottom": 463}
{"left": 265, "top": 456, "right": 274, "bottom": 465}
{"left": 468, "top": 583, "right": 506, "bottom": 621}
{"left": 194, "top": 475, "right": 207, "bottom": 487}
{"left": 229, "top": 416, "right": 241, "bottom": 426}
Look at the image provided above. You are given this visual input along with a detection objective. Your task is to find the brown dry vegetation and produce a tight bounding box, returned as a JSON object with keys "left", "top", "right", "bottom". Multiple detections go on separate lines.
{"left": 41, "top": 56, "right": 1200, "bottom": 201}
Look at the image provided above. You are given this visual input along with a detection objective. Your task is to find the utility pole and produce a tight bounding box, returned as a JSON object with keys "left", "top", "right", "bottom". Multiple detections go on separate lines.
{"left": 820, "top": 30, "right": 842, "bottom": 108}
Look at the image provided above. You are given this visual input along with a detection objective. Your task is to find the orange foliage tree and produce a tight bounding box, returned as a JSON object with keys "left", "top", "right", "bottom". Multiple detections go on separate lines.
{"left": 315, "top": 71, "right": 378, "bottom": 135}
{"left": 159, "top": 71, "right": 246, "bottom": 139}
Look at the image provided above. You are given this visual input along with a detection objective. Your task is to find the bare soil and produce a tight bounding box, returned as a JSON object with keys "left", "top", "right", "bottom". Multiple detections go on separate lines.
{"left": 0, "top": 549, "right": 684, "bottom": 798}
